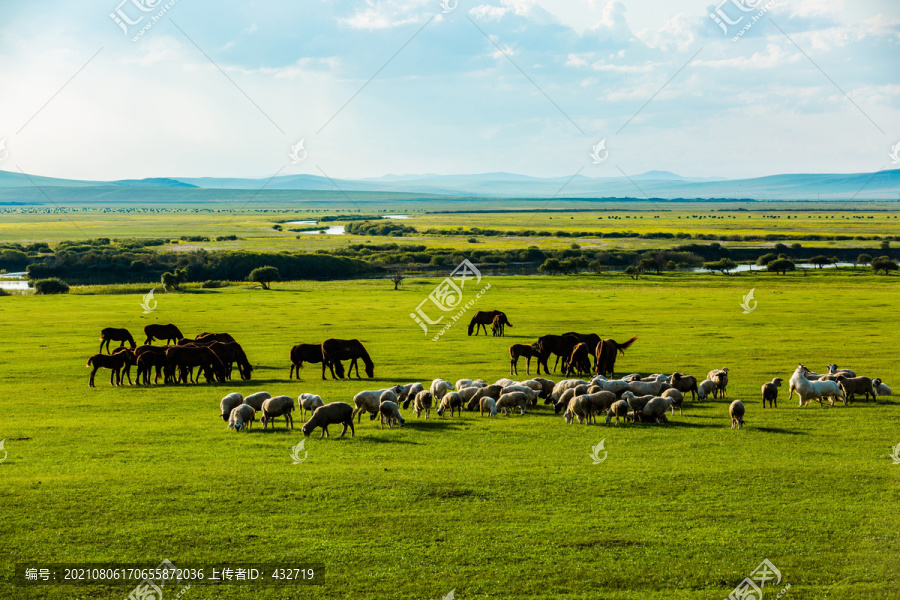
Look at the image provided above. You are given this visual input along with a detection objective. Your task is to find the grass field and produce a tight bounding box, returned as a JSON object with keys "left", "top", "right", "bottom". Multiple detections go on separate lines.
{"left": 1, "top": 272, "right": 899, "bottom": 599}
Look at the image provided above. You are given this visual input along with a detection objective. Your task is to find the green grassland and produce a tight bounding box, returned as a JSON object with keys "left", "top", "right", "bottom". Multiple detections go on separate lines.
{"left": 1, "top": 272, "right": 899, "bottom": 599}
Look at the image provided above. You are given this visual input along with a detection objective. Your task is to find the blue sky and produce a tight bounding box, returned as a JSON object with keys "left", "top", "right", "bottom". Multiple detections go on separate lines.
{"left": 0, "top": 0, "right": 898, "bottom": 181}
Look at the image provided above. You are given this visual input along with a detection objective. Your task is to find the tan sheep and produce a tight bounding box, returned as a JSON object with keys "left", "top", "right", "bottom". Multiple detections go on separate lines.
{"left": 480, "top": 397, "right": 497, "bottom": 417}
{"left": 301, "top": 402, "right": 355, "bottom": 438}
{"left": 260, "top": 395, "right": 295, "bottom": 430}
{"left": 760, "top": 378, "right": 782, "bottom": 408}
{"left": 697, "top": 379, "right": 717, "bottom": 402}
{"left": 298, "top": 393, "right": 325, "bottom": 419}
{"left": 605, "top": 400, "right": 629, "bottom": 425}
{"left": 376, "top": 401, "right": 405, "bottom": 429}
{"left": 661, "top": 388, "right": 684, "bottom": 416}
{"left": 220, "top": 392, "right": 243, "bottom": 422}
{"left": 437, "top": 392, "right": 463, "bottom": 417}
{"left": 243, "top": 391, "right": 271, "bottom": 411}
{"left": 729, "top": 400, "right": 745, "bottom": 429}
{"left": 228, "top": 404, "right": 255, "bottom": 432}
{"left": 496, "top": 392, "right": 529, "bottom": 416}
{"left": 412, "top": 390, "right": 433, "bottom": 419}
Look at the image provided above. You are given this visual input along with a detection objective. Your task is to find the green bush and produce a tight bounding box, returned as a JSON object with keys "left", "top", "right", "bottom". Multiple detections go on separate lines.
{"left": 201, "top": 280, "right": 225, "bottom": 288}
{"left": 34, "top": 278, "right": 70, "bottom": 294}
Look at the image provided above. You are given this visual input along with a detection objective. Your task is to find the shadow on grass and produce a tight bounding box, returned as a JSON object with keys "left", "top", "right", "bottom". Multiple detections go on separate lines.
{"left": 356, "top": 436, "right": 421, "bottom": 445}
{"left": 399, "top": 419, "right": 467, "bottom": 432}
{"left": 753, "top": 427, "right": 805, "bottom": 435}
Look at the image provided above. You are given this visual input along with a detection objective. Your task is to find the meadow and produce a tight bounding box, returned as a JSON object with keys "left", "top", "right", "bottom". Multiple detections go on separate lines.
{"left": 1, "top": 271, "right": 898, "bottom": 599}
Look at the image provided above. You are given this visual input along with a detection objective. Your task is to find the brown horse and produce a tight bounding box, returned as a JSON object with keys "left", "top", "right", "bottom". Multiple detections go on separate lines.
{"left": 321, "top": 339, "right": 374, "bottom": 380}
{"left": 209, "top": 341, "right": 253, "bottom": 380}
{"left": 492, "top": 315, "right": 507, "bottom": 337}
{"left": 468, "top": 311, "right": 512, "bottom": 336}
{"left": 99, "top": 328, "right": 136, "bottom": 353}
{"left": 594, "top": 336, "right": 638, "bottom": 378}
{"left": 143, "top": 324, "right": 183, "bottom": 345}
{"left": 509, "top": 343, "right": 540, "bottom": 376}
{"left": 565, "top": 343, "right": 592, "bottom": 377}
{"left": 111, "top": 347, "right": 138, "bottom": 385}
{"left": 562, "top": 332, "right": 602, "bottom": 370}
{"left": 87, "top": 352, "right": 129, "bottom": 387}
{"left": 535, "top": 334, "right": 581, "bottom": 375}
{"left": 136, "top": 351, "right": 170, "bottom": 385}
{"left": 166, "top": 346, "right": 226, "bottom": 384}
{"left": 290, "top": 344, "right": 324, "bottom": 379}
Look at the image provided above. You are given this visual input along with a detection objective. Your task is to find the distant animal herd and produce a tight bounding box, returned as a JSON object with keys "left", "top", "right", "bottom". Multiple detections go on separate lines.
{"left": 85, "top": 312, "right": 893, "bottom": 436}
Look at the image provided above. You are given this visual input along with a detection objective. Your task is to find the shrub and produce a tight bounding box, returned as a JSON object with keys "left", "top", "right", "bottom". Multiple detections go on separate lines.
{"left": 871, "top": 256, "right": 898, "bottom": 275}
{"left": 201, "top": 280, "right": 225, "bottom": 288}
{"left": 767, "top": 259, "right": 795, "bottom": 275}
{"left": 248, "top": 266, "right": 280, "bottom": 289}
{"left": 756, "top": 253, "right": 777, "bottom": 266}
{"left": 703, "top": 258, "right": 738, "bottom": 275}
{"left": 34, "top": 278, "right": 70, "bottom": 294}
{"left": 857, "top": 253, "right": 872, "bottom": 266}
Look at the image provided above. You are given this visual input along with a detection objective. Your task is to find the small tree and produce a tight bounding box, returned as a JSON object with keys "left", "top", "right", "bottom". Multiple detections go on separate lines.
{"left": 871, "top": 256, "right": 899, "bottom": 275}
{"left": 756, "top": 253, "right": 777, "bottom": 266}
{"left": 624, "top": 266, "right": 639, "bottom": 280}
{"left": 881, "top": 240, "right": 890, "bottom": 250}
{"left": 829, "top": 256, "right": 840, "bottom": 269}
{"left": 538, "top": 258, "right": 563, "bottom": 275}
{"left": 34, "top": 278, "right": 70, "bottom": 294}
{"left": 248, "top": 266, "right": 280, "bottom": 289}
{"left": 390, "top": 268, "right": 404, "bottom": 290}
{"left": 703, "top": 258, "right": 738, "bottom": 275}
{"left": 809, "top": 255, "right": 830, "bottom": 269}
{"left": 767, "top": 259, "right": 795, "bottom": 275}
{"left": 638, "top": 257, "right": 657, "bottom": 274}
{"left": 857, "top": 253, "right": 872, "bottom": 267}
{"left": 161, "top": 268, "right": 187, "bottom": 291}
{"left": 588, "top": 260, "right": 605, "bottom": 274}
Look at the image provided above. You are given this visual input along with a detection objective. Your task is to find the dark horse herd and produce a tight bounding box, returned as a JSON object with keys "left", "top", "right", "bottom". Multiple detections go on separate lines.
{"left": 509, "top": 332, "right": 638, "bottom": 379}
{"left": 86, "top": 324, "right": 375, "bottom": 387}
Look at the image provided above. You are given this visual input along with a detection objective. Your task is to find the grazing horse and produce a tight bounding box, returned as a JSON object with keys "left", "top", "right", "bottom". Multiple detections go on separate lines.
{"left": 143, "top": 324, "right": 183, "bottom": 345}
{"left": 209, "top": 341, "right": 253, "bottom": 380}
{"left": 468, "top": 311, "right": 512, "bottom": 336}
{"left": 565, "top": 343, "right": 592, "bottom": 377}
{"left": 86, "top": 352, "right": 129, "bottom": 387}
{"left": 111, "top": 347, "right": 138, "bottom": 385}
{"left": 165, "top": 346, "right": 226, "bottom": 384}
{"left": 535, "top": 334, "right": 581, "bottom": 375}
{"left": 99, "top": 328, "right": 136, "bottom": 353}
{"left": 195, "top": 332, "right": 236, "bottom": 344}
{"left": 321, "top": 339, "right": 374, "bottom": 380}
{"left": 290, "top": 344, "right": 324, "bottom": 379}
{"left": 136, "top": 350, "right": 170, "bottom": 385}
{"left": 509, "top": 343, "right": 540, "bottom": 376}
{"left": 594, "top": 336, "right": 638, "bottom": 378}
{"left": 562, "top": 332, "right": 602, "bottom": 370}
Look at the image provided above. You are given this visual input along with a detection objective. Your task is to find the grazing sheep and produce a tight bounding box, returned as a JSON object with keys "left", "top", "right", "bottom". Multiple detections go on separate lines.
{"left": 593, "top": 379, "right": 630, "bottom": 397}
{"left": 661, "top": 388, "right": 684, "bottom": 416}
{"left": 873, "top": 378, "right": 892, "bottom": 397}
{"left": 243, "top": 391, "right": 272, "bottom": 412}
{"left": 835, "top": 375, "right": 875, "bottom": 404}
{"left": 605, "top": 400, "right": 629, "bottom": 425}
{"left": 494, "top": 378, "right": 517, "bottom": 388}
{"left": 549, "top": 379, "right": 589, "bottom": 403}
{"left": 642, "top": 397, "right": 673, "bottom": 423}
{"left": 298, "top": 393, "right": 325, "bottom": 419}
{"left": 697, "top": 379, "right": 717, "bottom": 402}
{"left": 394, "top": 384, "right": 417, "bottom": 406}
{"left": 376, "top": 401, "right": 405, "bottom": 429}
{"left": 532, "top": 377, "right": 555, "bottom": 400}
{"left": 301, "top": 402, "right": 355, "bottom": 438}
{"left": 379, "top": 388, "right": 400, "bottom": 405}
{"left": 761, "top": 378, "right": 782, "bottom": 408}
{"left": 502, "top": 384, "right": 539, "bottom": 405}
{"left": 430, "top": 379, "right": 453, "bottom": 400}
{"left": 586, "top": 391, "right": 617, "bottom": 421}
{"left": 480, "top": 397, "right": 497, "bottom": 417}
{"left": 457, "top": 386, "right": 484, "bottom": 405}
{"left": 468, "top": 384, "right": 504, "bottom": 410}
{"left": 260, "top": 395, "right": 296, "bottom": 430}
{"left": 564, "top": 395, "right": 593, "bottom": 425}
{"left": 554, "top": 385, "right": 591, "bottom": 414}
{"left": 437, "top": 392, "right": 463, "bottom": 417}
{"left": 670, "top": 372, "right": 699, "bottom": 401}
{"left": 729, "top": 400, "right": 745, "bottom": 429}
{"left": 401, "top": 383, "right": 424, "bottom": 409}
{"left": 352, "top": 386, "right": 402, "bottom": 423}
{"left": 707, "top": 368, "right": 729, "bottom": 399}
{"left": 455, "top": 379, "right": 483, "bottom": 391}
{"left": 228, "top": 404, "right": 255, "bottom": 432}
{"left": 566, "top": 391, "right": 617, "bottom": 424}
{"left": 622, "top": 391, "right": 654, "bottom": 422}
{"left": 626, "top": 379, "right": 666, "bottom": 397}
{"left": 220, "top": 392, "right": 243, "bottom": 422}
{"left": 496, "top": 392, "right": 529, "bottom": 416}
{"left": 620, "top": 373, "right": 642, "bottom": 382}
{"left": 412, "top": 390, "right": 433, "bottom": 419}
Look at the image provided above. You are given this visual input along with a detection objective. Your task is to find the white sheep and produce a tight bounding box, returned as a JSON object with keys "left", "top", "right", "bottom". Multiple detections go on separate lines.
{"left": 220, "top": 392, "right": 243, "bottom": 422}
{"left": 661, "top": 388, "right": 684, "bottom": 416}
{"left": 707, "top": 368, "right": 729, "bottom": 399}
{"left": 549, "top": 379, "right": 589, "bottom": 403}
{"left": 412, "top": 390, "right": 433, "bottom": 419}
{"left": 626, "top": 379, "right": 666, "bottom": 396}
{"left": 352, "top": 386, "right": 400, "bottom": 423}
{"left": 729, "top": 400, "right": 745, "bottom": 429}
{"left": 430, "top": 379, "right": 453, "bottom": 400}
{"left": 455, "top": 378, "right": 483, "bottom": 391}
{"left": 873, "top": 378, "right": 892, "bottom": 397}
{"left": 564, "top": 395, "right": 592, "bottom": 425}
{"left": 260, "top": 395, "right": 295, "bottom": 430}
{"left": 457, "top": 386, "right": 484, "bottom": 404}
{"left": 697, "top": 379, "right": 717, "bottom": 402}
{"left": 298, "top": 393, "right": 325, "bottom": 419}
{"left": 622, "top": 391, "right": 654, "bottom": 422}
{"left": 790, "top": 365, "right": 845, "bottom": 407}
{"left": 243, "top": 391, "right": 271, "bottom": 411}
{"left": 437, "top": 392, "right": 463, "bottom": 417}
{"left": 593, "top": 379, "right": 630, "bottom": 396}
{"left": 401, "top": 383, "right": 424, "bottom": 409}
{"left": 605, "top": 400, "right": 629, "bottom": 425}
{"left": 228, "top": 404, "right": 255, "bottom": 432}
{"left": 376, "top": 401, "right": 405, "bottom": 429}
{"left": 502, "top": 384, "right": 539, "bottom": 405}
{"left": 642, "top": 396, "right": 673, "bottom": 423}
{"left": 494, "top": 378, "right": 517, "bottom": 388}
{"left": 827, "top": 364, "right": 856, "bottom": 378}
{"left": 479, "top": 397, "right": 497, "bottom": 417}
{"left": 496, "top": 391, "right": 529, "bottom": 416}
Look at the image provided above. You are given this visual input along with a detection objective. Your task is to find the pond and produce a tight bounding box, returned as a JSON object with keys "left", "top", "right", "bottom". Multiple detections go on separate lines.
{"left": 691, "top": 262, "right": 856, "bottom": 273}
{"left": 298, "top": 225, "right": 346, "bottom": 235}
{"left": 0, "top": 272, "right": 30, "bottom": 290}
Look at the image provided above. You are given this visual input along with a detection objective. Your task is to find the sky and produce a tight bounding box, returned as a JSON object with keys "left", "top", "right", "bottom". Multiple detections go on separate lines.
{"left": 0, "top": 0, "right": 898, "bottom": 181}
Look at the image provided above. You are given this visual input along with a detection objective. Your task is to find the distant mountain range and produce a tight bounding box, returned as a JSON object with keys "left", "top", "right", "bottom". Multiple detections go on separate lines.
{"left": 1, "top": 168, "right": 898, "bottom": 200}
